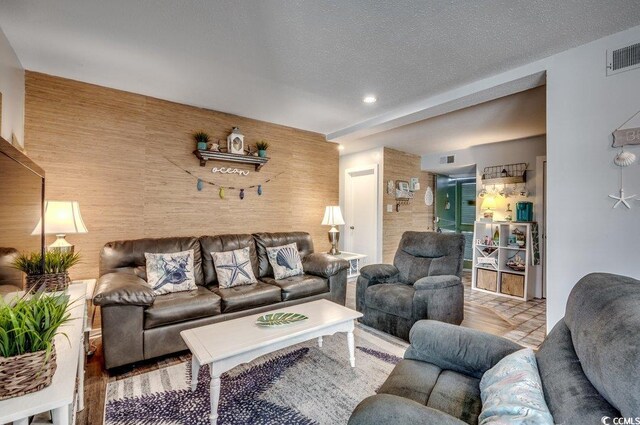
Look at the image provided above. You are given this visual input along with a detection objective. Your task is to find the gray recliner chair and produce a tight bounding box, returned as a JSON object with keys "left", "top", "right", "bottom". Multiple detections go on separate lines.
{"left": 349, "top": 272, "right": 640, "bottom": 424}
{"left": 356, "top": 231, "right": 465, "bottom": 341}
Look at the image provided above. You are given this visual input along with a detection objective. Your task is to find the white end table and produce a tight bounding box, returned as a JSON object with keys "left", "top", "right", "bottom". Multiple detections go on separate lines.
{"left": 329, "top": 252, "right": 367, "bottom": 278}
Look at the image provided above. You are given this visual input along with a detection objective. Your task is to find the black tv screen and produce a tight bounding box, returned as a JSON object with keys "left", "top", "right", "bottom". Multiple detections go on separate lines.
{"left": 0, "top": 139, "right": 45, "bottom": 286}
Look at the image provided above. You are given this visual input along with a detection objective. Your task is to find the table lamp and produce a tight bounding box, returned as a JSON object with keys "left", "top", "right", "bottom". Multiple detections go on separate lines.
{"left": 32, "top": 200, "right": 88, "bottom": 253}
{"left": 481, "top": 196, "right": 497, "bottom": 221}
{"left": 321, "top": 206, "right": 345, "bottom": 255}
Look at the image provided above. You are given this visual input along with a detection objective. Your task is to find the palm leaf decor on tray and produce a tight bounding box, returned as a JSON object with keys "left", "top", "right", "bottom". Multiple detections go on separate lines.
{"left": 256, "top": 312, "right": 308, "bottom": 327}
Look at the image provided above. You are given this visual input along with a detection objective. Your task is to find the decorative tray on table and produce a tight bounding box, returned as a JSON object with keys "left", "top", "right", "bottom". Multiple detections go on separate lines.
{"left": 256, "top": 312, "right": 309, "bottom": 327}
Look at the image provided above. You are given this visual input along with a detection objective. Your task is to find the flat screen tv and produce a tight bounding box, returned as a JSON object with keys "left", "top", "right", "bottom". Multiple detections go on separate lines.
{"left": 0, "top": 138, "right": 45, "bottom": 287}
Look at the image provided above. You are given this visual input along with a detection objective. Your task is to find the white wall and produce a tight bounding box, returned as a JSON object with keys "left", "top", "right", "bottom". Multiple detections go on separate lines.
{"left": 0, "top": 27, "right": 24, "bottom": 146}
{"left": 339, "top": 147, "right": 384, "bottom": 263}
{"left": 422, "top": 136, "right": 546, "bottom": 221}
{"left": 545, "top": 25, "right": 640, "bottom": 327}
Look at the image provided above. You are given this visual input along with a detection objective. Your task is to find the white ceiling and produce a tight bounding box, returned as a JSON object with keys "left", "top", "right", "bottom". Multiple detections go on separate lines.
{"left": 0, "top": 1, "right": 639, "bottom": 137}
{"left": 342, "top": 85, "right": 546, "bottom": 156}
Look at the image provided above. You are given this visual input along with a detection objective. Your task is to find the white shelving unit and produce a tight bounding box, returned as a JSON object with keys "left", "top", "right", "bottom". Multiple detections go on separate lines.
{"left": 472, "top": 221, "right": 538, "bottom": 300}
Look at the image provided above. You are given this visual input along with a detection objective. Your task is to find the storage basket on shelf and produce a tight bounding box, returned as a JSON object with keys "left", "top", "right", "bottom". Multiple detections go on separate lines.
{"left": 0, "top": 347, "right": 57, "bottom": 400}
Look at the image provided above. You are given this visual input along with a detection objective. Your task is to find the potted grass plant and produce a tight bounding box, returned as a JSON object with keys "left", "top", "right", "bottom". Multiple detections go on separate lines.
{"left": 0, "top": 292, "right": 72, "bottom": 400}
{"left": 13, "top": 251, "right": 81, "bottom": 292}
{"left": 193, "top": 131, "right": 210, "bottom": 151}
{"left": 255, "top": 140, "right": 269, "bottom": 158}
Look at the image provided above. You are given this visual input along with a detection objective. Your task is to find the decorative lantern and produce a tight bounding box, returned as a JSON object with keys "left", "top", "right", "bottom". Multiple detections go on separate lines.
{"left": 227, "top": 127, "right": 244, "bottom": 155}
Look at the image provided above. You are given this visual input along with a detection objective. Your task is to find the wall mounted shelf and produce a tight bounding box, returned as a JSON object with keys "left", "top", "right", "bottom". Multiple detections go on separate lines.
{"left": 194, "top": 149, "right": 269, "bottom": 171}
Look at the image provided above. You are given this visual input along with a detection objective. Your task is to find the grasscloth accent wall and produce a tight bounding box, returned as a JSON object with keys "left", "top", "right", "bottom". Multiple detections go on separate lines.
{"left": 383, "top": 147, "right": 435, "bottom": 263}
{"left": 24, "top": 72, "right": 338, "bottom": 280}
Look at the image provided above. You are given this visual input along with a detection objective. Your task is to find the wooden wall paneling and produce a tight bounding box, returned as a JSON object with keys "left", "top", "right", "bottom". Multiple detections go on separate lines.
{"left": 24, "top": 72, "right": 338, "bottom": 279}
{"left": 382, "top": 147, "right": 435, "bottom": 263}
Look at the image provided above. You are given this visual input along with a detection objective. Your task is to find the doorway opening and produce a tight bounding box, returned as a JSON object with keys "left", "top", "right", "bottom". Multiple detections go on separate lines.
{"left": 344, "top": 164, "right": 379, "bottom": 265}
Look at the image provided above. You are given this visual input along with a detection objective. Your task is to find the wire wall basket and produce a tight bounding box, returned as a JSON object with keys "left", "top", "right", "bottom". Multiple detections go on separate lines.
{"left": 481, "top": 163, "right": 527, "bottom": 184}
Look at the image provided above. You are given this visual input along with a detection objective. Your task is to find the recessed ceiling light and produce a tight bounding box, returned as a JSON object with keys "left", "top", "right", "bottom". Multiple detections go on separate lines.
{"left": 363, "top": 95, "right": 377, "bottom": 104}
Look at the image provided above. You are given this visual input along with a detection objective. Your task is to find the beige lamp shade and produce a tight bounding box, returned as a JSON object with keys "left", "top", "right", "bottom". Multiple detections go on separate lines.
{"left": 321, "top": 206, "right": 345, "bottom": 226}
{"left": 32, "top": 200, "right": 89, "bottom": 235}
{"left": 481, "top": 196, "right": 497, "bottom": 211}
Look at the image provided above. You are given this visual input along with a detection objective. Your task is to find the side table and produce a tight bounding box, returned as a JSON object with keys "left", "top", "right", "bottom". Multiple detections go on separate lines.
{"left": 0, "top": 281, "right": 88, "bottom": 425}
{"left": 329, "top": 252, "right": 367, "bottom": 278}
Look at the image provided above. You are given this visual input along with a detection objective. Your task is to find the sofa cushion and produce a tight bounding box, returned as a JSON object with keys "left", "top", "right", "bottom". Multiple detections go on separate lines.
{"left": 253, "top": 232, "right": 314, "bottom": 277}
{"left": 144, "top": 250, "right": 197, "bottom": 295}
{"left": 266, "top": 243, "right": 304, "bottom": 280}
{"left": 199, "top": 234, "right": 259, "bottom": 288}
{"left": 211, "top": 247, "right": 258, "bottom": 288}
{"left": 479, "top": 348, "right": 553, "bottom": 424}
{"left": 144, "top": 286, "right": 221, "bottom": 329}
{"left": 378, "top": 359, "right": 481, "bottom": 425}
{"left": 365, "top": 283, "right": 414, "bottom": 320}
{"left": 212, "top": 282, "right": 281, "bottom": 313}
{"left": 261, "top": 274, "right": 329, "bottom": 301}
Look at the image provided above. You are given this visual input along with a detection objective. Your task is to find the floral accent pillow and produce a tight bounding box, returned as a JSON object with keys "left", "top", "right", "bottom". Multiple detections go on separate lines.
{"left": 144, "top": 250, "right": 197, "bottom": 295}
{"left": 211, "top": 247, "right": 257, "bottom": 288}
{"left": 479, "top": 348, "right": 554, "bottom": 425}
{"left": 266, "top": 243, "right": 304, "bottom": 280}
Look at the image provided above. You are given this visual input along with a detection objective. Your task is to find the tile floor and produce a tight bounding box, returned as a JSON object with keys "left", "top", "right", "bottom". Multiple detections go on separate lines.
{"left": 463, "top": 273, "right": 546, "bottom": 348}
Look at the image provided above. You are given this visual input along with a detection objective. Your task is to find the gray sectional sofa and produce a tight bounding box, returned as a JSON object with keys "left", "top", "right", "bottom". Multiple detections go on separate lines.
{"left": 349, "top": 272, "right": 640, "bottom": 424}
{"left": 93, "top": 232, "right": 349, "bottom": 369}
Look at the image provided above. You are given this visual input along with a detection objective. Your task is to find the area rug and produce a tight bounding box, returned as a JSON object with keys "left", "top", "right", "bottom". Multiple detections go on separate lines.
{"left": 104, "top": 326, "right": 406, "bottom": 425}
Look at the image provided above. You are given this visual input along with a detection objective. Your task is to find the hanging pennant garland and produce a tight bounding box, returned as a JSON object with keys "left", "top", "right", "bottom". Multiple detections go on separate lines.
{"left": 165, "top": 157, "right": 283, "bottom": 200}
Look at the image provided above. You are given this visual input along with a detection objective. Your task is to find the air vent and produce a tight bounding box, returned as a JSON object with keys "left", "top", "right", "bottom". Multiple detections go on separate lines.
{"left": 607, "top": 41, "right": 640, "bottom": 76}
{"left": 439, "top": 155, "right": 455, "bottom": 164}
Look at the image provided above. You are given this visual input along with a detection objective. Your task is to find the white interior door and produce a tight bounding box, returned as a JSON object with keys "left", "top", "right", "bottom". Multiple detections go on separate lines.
{"left": 344, "top": 165, "right": 378, "bottom": 265}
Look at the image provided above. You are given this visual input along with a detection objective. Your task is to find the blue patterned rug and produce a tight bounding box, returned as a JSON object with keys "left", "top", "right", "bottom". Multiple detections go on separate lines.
{"left": 104, "top": 328, "right": 405, "bottom": 425}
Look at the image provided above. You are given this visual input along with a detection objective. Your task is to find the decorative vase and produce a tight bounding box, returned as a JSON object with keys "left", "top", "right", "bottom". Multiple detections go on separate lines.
{"left": 0, "top": 347, "right": 57, "bottom": 400}
{"left": 258, "top": 150, "right": 267, "bottom": 158}
{"left": 197, "top": 142, "right": 207, "bottom": 150}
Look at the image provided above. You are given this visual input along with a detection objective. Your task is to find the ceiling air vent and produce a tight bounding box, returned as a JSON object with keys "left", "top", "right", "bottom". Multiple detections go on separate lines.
{"left": 439, "top": 155, "right": 455, "bottom": 165}
{"left": 607, "top": 41, "right": 640, "bottom": 76}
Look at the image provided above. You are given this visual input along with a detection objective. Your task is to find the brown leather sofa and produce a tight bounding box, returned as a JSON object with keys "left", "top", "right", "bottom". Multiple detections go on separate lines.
{"left": 93, "top": 232, "right": 349, "bottom": 369}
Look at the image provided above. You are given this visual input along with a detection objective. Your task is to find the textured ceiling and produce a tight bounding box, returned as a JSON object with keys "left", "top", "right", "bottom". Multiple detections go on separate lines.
{"left": 0, "top": 1, "right": 639, "bottom": 136}
{"left": 343, "top": 86, "right": 546, "bottom": 156}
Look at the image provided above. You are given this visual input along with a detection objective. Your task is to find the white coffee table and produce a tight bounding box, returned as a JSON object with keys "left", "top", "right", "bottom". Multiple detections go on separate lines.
{"left": 180, "top": 299, "right": 363, "bottom": 425}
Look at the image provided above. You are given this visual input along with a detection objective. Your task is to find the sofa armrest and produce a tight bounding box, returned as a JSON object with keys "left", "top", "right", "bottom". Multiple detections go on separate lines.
{"left": 404, "top": 320, "right": 522, "bottom": 379}
{"left": 348, "top": 394, "right": 467, "bottom": 425}
{"left": 93, "top": 272, "right": 156, "bottom": 307}
{"left": 359, "top": 264, "right": 399, "bottom": 283}
{"left": 413, "top": 275, "right": 460, "bottom": 290}
{"left": 302, "top": 253, "right": 349, "bottom": 278}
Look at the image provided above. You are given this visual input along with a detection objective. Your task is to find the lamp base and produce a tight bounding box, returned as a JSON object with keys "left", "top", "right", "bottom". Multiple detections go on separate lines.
{"left": 327, "top": 227, "right": 340, "bottom": 255}
{"left": 48, "top": 234, "right": 74, "bottom": 254}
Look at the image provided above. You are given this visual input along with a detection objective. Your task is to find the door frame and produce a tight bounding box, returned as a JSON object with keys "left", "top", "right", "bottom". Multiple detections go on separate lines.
{"left": 535, "top": 155, "right": 547, "bottom": 298}
{"left": 344, "top": 164, "right": 380, "bottom": 263}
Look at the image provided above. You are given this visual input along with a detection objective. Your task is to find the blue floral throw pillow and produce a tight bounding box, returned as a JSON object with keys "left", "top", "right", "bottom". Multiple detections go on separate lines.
{"left": 144, "top": 250, "right": 197, "bottom": 295}
{"left": 479, "top": 348, "right": 554, "bottom": 425}
{"left": 266, "top": 243, "right": 304, "bottom": 280}
{"left": 211, "top": 247, "right": 257, "bottom": 288}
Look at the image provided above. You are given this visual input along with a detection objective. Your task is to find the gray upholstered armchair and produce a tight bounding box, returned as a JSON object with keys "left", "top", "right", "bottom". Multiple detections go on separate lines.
{"left": 356, "top": 231, "right": 465, "bottom": 340}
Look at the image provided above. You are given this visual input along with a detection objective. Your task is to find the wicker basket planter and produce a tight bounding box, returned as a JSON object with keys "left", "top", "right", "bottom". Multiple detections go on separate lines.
{"left": 0, "top": 347, "right": 57, "bottom": 400}
{"left": 25, "top": 272, "right": 70, "bottom": 292}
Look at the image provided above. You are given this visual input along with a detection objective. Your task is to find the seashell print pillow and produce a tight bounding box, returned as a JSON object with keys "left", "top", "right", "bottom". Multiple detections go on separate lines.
{"left": 266, "top": 243, "right": 304, "bottom": 280}
{"left": 479, "top": 348, "right": 554, "bottom": 425}
{"left": 144, "top": 250, "right": 197, "bottom": 295}
{"left": 211, "top": 247, "right": 258, "bottom": 288}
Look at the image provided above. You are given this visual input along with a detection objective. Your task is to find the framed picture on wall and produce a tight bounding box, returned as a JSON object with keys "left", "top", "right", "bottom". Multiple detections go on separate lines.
{"left": 396, "top": 180, "right": 410, "bottom": 192}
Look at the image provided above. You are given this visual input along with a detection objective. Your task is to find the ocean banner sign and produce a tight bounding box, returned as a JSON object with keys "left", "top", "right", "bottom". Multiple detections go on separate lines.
{"left": 212, "top": 167, "right": 250, "bottom": 176}
{"left": 613, "top": 127, "right": 640, "bottom": 147}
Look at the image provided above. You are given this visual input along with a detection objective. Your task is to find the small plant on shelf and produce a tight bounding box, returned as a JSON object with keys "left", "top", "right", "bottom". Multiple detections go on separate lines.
{"left": 255, "top": 140, "right": 269, "bottom": 158}
{"left": 193, "top": 131, "right": 211, "bottom": 150}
